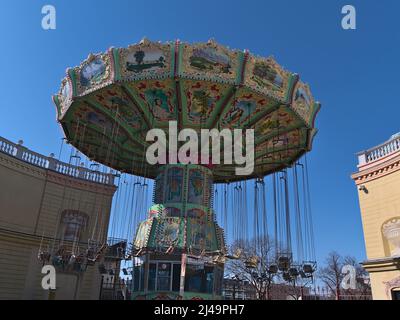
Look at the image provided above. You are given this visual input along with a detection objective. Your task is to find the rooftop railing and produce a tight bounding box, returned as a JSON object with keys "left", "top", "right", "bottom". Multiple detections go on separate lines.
{"left": 0, "top": 136, "right": 115, "bottom": 186}
{"left": 357, "top": 134, "right": 400, "bottom": 166}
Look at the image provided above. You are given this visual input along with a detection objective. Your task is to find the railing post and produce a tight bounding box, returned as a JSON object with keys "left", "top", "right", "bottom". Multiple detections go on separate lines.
{"left": 78, "top": 168, "right": 86, "bottom": 180}
{"left": 48, "top": 157, "right": 58, "bottom": 171}
{"left": 15, "top": 144, "right": 26, "bottom": 160}
{"left": 358, "top": 153, "right": 367, "bottom": 166}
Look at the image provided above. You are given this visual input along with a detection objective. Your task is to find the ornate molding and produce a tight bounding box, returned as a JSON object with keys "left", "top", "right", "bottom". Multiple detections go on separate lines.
{"left": 383, "top": 218, "right": 400, "bottom": 257}
{"left": 384, "top": 275, "right": 400, "bottom": 299}
{"left": 351, "top": 152, "right": 400, "bottom": 185}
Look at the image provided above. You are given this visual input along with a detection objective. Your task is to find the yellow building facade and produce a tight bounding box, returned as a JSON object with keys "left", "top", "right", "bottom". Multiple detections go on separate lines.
{"left": 0, "top": 136, "right": 116, "bottom": 300}
{"left": 352, "top": 133, "right": 400, "bottom": 300}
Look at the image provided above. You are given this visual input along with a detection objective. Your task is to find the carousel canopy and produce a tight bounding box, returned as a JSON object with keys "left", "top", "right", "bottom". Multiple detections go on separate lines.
{"left": 53, "top": 39, "right": 320, "bottom": 182}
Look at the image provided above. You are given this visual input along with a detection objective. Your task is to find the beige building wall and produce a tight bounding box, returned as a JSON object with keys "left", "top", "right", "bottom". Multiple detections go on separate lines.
{"left": 352, "top": 134, "right": 400, "bottom": 300}
{"left": 0, "top": 138, "right": 116, "bottom": 300}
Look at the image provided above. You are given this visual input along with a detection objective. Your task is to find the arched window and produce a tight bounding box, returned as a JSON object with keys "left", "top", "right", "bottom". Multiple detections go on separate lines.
{"left": 60, "top": 210, "right": 88, "bottom": 243}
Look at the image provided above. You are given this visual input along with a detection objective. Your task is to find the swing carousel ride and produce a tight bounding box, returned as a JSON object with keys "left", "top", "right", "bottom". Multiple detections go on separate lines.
{"left": 52, "top": 39, "right": 321, "bottom": 300}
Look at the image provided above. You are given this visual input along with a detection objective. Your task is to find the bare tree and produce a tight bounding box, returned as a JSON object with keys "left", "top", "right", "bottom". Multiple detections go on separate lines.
{"left": 225, "top": 236, "right": 277, "bottom": 300}
{"left": 318, "top": 251, "right": 371, "bottom": 300}
{"left": 342, "top": 256, "right": 372, "bottom": 299}
{"left": 318, "top": 251, "right": 343, "bottom": 299}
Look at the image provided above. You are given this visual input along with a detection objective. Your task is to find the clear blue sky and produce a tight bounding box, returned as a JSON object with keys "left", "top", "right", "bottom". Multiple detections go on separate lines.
{"left": 1, "top": 0, "right": 400, "bottom": 265}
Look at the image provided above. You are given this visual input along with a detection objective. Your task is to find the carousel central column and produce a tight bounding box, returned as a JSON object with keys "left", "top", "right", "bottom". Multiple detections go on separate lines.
{"left": 132, "top": 163, "right": 226, "bottom": 300}
{"left": 154, "top": 163, "right": 213, "bottom": 217}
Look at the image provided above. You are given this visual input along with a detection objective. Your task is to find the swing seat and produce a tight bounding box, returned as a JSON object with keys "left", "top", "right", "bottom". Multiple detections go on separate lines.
{"left": 226, "top": 248, "right": 242, "bottom": 259}
{"left": 213, "top": 255, "right": 226, "bottom": 265}
{"left": 303, "top": 264, "right": 315, "bottom": 274}
{"left": 278, "top": 256, "right": 290, "bottom": 271}
{"left": 245, "top": 256, "right": 259, "bottom": 269}
{"left": 268, "top": 264, "right": 278, "bottom": 274}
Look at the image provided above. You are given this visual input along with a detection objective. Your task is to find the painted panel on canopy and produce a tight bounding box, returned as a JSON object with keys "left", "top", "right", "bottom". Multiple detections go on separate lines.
{"left": 291, "top": 81, "right": 315, "bottom": 126}
{"left": 180, "top": 40, "right": 240, "bottom": 84}
{"left": 254, "top": 106, "right": 302, "bottom": 140}
{"left": 187, "top": 169, "right": 212, "bottom": 206}
{"left": 165, "top": 167, "right": 184, "bottom": 203}
{"left": 154, "top": 172, "right": 165, "bottom": 203}
{"left": 154, "top": 217, "right": 184, "bottom": 248}
{"left": 88, "top": 86, "right": 145, "bottom": 132}
{"left": 118, "top": 40, "right": 173, "bottom": 81}
{"left": 75, "top": 53, "right": 112, "bottom": 96}
{"left": 57, "top": 78, "right": 73, "bottom": 117}
{"left": 221, "top": 88, "right": 276, "bottom": 129}
{"left": 244, "top": 55, "right": 291, "bottom": 102}
{"left": 127, "top": 79, "right": 178, "bottom": 124}
{"left": 187, "top": 218, "right": 218, "bottom": 251}
{"left": 181, "top": 79, "right": 231, "bottom": 126}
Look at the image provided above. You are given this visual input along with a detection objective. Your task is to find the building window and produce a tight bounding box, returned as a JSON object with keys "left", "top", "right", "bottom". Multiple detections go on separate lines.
{"left": 60, "top": 210, "right": 88, "bottom": 243}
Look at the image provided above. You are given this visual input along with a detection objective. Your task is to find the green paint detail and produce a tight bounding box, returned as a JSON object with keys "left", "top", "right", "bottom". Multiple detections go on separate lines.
{"left": 177, "top": 43, "right": 184, "bottom": 76}
{"left": 113, "top": 48, "right": 121, "bottom": 81}
{"left": 53, "top": 95, "right": 62, "bottom": 118}
{"left": 308, "top": 102, "right": 321, "bottom": 127}
{"left": 308, "top": 128, "right": 318, "bottom": 150}
{"left": 68, "top": 69, "right": 78, "bottom": 97}
{"left": 207, "top": 86, "right": 236, "bottom": 128}
{"left": 179, "top": 80, "right": 188, "bottom": 125}
{"left": 209, "top": 87, "right": 236, "bottom": 127}
{"left": 285, "top": 73, "right": 298, "bottom": 104}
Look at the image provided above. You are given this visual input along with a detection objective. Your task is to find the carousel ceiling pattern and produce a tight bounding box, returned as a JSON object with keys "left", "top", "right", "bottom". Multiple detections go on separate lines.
{"left": 53, "top": 39, "right": 320, "bottom": 182}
